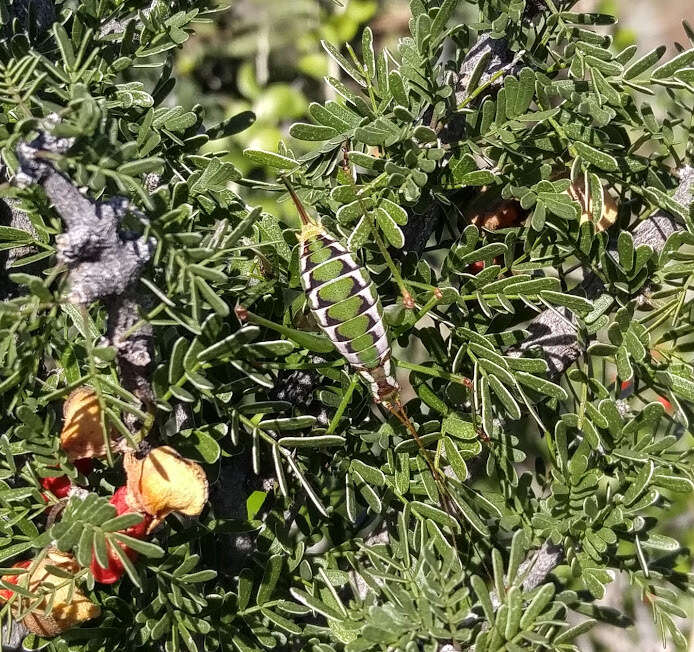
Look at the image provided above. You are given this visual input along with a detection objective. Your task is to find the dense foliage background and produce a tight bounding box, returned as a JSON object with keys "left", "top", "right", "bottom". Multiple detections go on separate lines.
{"left": 1, "top": 0, "right": 694, "bottom": 650}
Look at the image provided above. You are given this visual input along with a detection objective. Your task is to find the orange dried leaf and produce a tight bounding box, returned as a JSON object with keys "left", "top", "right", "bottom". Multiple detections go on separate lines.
{"left": 60, "top": 387, "right": 112, "bottom": 460}
{"left": 124, "top": 446, "right": 209, "bottom": 520}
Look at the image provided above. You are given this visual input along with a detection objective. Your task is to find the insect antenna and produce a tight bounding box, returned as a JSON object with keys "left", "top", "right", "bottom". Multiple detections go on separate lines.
{"left": 281, "top": 175, "right": 316, "bottom": 226}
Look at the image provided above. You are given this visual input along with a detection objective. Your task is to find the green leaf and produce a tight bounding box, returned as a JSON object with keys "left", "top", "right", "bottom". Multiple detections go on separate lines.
{"left": 389, "top": 70, "right": 409, "bottom": 105}
{"left": 207, "top": 111, "right": 256, "bottom": 139}
{"left": 118, "top": 157, "right": 164, "bottom": 176}
{"left": 362, "top": 27, "right": 376, "bottom": 78}
{"left": 257, "top": 554, "right": 283, "bottom": 604}
{"left": 259, "top": 416, "right": 317, "bottom": 431}
{"left": 289, "top": 123, "right": 339, "bottom": 141}
{"left": 197, "top": 326, "right": 259, "bottom": 362}
{"left": 592, "top": 67, "right": 621, "bottom": 105}
{"left": 410, "top": 501, "right": 461, "bottom": 533}
{"left": 53, "top": 23, "right": 76, "bottom": 69}
{"left": 506, "top": 530, "right": 526, "bottom": 585}
{"left": 181, "top": 427, "right": 221, "bottom": 463}
{"left": 380, "top": 198, "right": 408, "bottom": 225}
{"left": 573, "top": 142, "right": 619, "bottom": 171}
{"left": 228, "top": 206, "right": 263, "bottom": 247}
{"left": 554, "top": 619, "right": 597, "bottom": 643}
{"left": 539, "top": 193, "right": 580, "bottom": 220}
{"left": 321, "top": 40, "right": 366, "bottom": 87}
{"left": 237, "top": 568, "right": 254, "bottom": 611}
{"left": 376, "top": 206, "right": 405, "bottom": 248}
{"left": 261, "top": 608, "right": 303, "bottom": 635}
{"left": 488, "top": 374, "right": 521, "bottom": 419}
{"left": 623, "top": 461, "right": 654, "bottom": 506}
{"left": 458, "top": 170, "right": 497, "bottom": 186}
{"left": 520, "top": 583, "right": 555, "bottom": 628}
{"left": 540, "top": 290, "right": 593, "bottom": 315}
{"left": 241, "top": 311, "right": 335, "bottom": 354}
{"left": 442, "top": 413, "right": 476, "bottom": 439}
{"left": 471, "top": 575, "right": 495, "bottom": 622}
{"left": 661, "top": 371, "right": 694, "bottom": 401}
{"left": 641, "top": 533, "right": 680, "bottom": 551}
{"left": 347, "top": 151, "right": 383, "bottom": 170}
{"left": 643, "top": 186, "right": 689, "bottom": 222}
{"left": 243, "top": 149, "right": 297, "bottom": 169}
{"left": 443, "top": 436, "right": 468, "bottom": 481}
{"left": 351, "top": 459, "right": 386, "bottom": 487}
{"left": 623, "top": 45, "right": 666, "bottom": 79}
{"left": 168, "top": 336, "right": 187, "bottom": 385}
{"left": 278, "top": 435, "right": 345, "bottom": 448}
{"left": 112, "top": 533, "right": 165, "bottom": 558}
{"left": 504, "top": 585, "right": 522, "bottom": 640}
{"left": 450, "top": 493, "right": 490, "bottom": 536}
{"left": 241, "top": 340, "right": 295, "bottom": 357}
{"left": 290, "top": 588, "right": 343, "bottom": 620}
{"left": 430, "top": 0, "right": 457, "bottom": 40}
{"left": 413, "top": 125, "right": 437, "bottom": 143}
{"left": 348, "top": 215, "right": 372, "bottom": 250}
{"left": 515, "top": 371, "right": 568, "bottom": 400}
{"left": 101, "top": 513, "right": 144, "bottom": 533}
{"left": 0, "top": 226, "right": 34, "bottom": 246}
{"left": 652, "top": 48, "right": 694, "bottom": 79}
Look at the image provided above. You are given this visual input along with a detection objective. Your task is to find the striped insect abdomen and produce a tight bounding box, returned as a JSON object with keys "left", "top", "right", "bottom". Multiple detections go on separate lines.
{"left": 300, "top": 230, "right": 397, "bottom": 398}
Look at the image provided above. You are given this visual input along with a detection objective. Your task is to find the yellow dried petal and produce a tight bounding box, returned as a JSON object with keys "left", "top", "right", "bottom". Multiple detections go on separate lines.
{"left": 60, "top": 387, "right": 112, "bottom": 460}
{"left": 125, "top": 446, "right": 208, "bottom": 520}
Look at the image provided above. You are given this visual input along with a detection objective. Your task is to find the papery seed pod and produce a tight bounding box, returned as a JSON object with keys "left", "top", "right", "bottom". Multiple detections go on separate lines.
{"left": 60, "top": 387, "right": 113, "bottom": 460}
{"left": 3, "top": 549, "right": 100, "bottom": 637}
{"left": 124, "top": 446, "right": 208, "bottom": 523}
{"left": 471, "top": 199, "right": 523, "bottom": 231}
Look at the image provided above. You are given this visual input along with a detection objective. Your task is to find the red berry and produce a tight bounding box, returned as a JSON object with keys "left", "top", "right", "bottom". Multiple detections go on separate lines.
{"left": 90, "top": 487, "right": 152, "bottom": 584}
{"left": 40, "top": 474, "right": 71, "bottom": 499}
{"left": 467, "top": 260, "right": 485, "bottom": 274}
{"left": 0, "top": 560, "right": 32, "bottom": 600}
{"left": 657, "top": 395, "right": 672, "bottom": 412}
{"left": 109, "top": 486, "right": 152, "bottom": 539}
{"left": 90, "top": 543, "right": 137, "bottom": 585}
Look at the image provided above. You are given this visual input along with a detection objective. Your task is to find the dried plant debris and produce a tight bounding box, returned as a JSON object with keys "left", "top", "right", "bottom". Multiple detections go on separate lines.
{"left": 59, "top": 387, "right": 113, "bottom": 461}
{"left": 124, "top": 446, "right": 209, "bottom": 522}
{"left": 1, "top": 550, "right": 100, "bottom": 637}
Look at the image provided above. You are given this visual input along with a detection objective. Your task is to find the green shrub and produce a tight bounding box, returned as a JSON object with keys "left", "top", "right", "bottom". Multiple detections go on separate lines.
{"left": 1, "top": 1, "right": 693, "bottom": 650}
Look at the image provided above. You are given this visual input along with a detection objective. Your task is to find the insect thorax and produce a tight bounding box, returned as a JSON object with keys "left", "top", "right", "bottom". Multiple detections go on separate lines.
{"left": 358, "top": 356, "right": 400, "bottom": 404}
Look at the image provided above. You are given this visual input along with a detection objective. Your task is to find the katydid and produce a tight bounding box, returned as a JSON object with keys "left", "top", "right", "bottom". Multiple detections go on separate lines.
{"left": 283, "top": 177, "right": 460, "bottom": 523}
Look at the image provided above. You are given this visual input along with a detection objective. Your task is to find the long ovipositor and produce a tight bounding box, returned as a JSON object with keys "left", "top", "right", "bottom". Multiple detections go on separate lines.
{"left": 284, "top": 181, "right": 399, "bottom": 404}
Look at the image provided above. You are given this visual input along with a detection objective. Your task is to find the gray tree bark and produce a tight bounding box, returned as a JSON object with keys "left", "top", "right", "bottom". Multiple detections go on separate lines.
{"left": 15, "top": 123, "right": 156, "bottom": 425}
